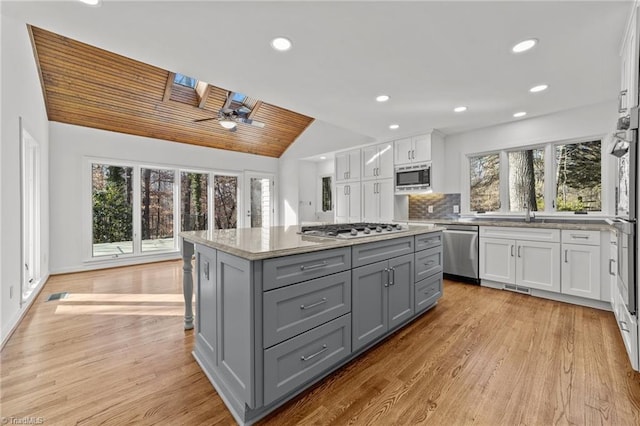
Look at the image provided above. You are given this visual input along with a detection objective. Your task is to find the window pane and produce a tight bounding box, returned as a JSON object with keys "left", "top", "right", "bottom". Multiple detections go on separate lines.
{"left": 250, "top": 177, "right": 271, "bottom": 228}
{"left": 92, "top": 164, "right": 133, "bottom": 257}
{"left": 470, "top": 154, "right": 500, "bottom": 212}
{"left": 181, "top": 172, "right": 208, "bottom": 231}
{"left": 141, "top": 168, "right": 175, "bottom": 252}
{"left": 555, "top": 140, "right": 601, "bottom": 212}
{"left": 214, "top": 175, "right": 238, "bottom": 229}
{"left": 508, "top": 148, "right": 544, "bottom": 211}
{"left": 322, "top": 177, "right": 332, "bottom": 212}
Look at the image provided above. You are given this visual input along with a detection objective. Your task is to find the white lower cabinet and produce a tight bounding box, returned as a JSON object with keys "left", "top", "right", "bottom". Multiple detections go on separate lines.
{"left": 561, "top": 243, "right": 601, "bottom": 300}
{"left": 479, "top": 227, "right": 560, "bottom": 292}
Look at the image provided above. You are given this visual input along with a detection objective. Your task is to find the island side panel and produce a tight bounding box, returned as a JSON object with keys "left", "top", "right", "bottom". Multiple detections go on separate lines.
{"left": 217, "top": 251, "right": 256, "bottom": 409}
{"left": 195, "top": 244, "right": 217, "bottom": 370}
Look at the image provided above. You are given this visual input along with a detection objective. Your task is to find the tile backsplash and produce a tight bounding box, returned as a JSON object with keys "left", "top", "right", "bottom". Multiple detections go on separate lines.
{"left": 409, "top": 193, "right": 461, "bottom": 220}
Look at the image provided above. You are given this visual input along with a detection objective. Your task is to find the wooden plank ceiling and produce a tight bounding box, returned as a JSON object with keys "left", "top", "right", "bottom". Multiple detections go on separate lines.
{"left": 29, "top": 25, "right": 314, "bottom": 158}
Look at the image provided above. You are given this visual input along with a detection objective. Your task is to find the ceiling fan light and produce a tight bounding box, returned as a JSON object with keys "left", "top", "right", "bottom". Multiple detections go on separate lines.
{"left": 220, "top": 119, "right": 237, "bottom": 129}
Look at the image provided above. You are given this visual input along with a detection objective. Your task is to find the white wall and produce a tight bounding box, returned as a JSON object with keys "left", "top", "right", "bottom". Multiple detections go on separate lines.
{"left": 1, "top": 13, "right": 50, "bottom": 344}
{"left": 49, "top": 122, "right": 278, "bottom": 274}
{"left": 298, "top": 160, "right": 318, "bottom": 223}
{"left": 443, "top": 101, "right": 619, "bottom": 214}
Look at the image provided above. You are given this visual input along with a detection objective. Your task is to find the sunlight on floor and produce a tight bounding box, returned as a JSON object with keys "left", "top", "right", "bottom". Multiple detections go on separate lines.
{"left": 53, "top": 293, "right": 186, "bottom": 316}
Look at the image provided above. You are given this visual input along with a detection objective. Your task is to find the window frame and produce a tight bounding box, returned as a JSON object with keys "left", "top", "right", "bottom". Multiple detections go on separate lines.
{"left": 465, "top": 135, "right": 607, "bottom": 215}
{"left": 84, "top": 157, "right": 246, "bottom": 264}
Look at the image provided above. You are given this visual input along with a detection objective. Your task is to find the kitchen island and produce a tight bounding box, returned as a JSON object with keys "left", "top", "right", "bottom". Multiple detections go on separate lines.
{"left": 180, "top": 224, "right": 444, "bottom": 425}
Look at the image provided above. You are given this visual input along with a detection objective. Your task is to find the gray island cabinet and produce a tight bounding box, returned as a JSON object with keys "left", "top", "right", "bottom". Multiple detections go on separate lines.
{"left": 180, "top": 225, "right": 443, "bottom": 425}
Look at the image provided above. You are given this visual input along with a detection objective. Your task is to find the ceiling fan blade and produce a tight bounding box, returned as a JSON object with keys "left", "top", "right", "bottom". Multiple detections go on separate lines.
{"left": 194, "top": 117, "right": 217, "bottom": 123}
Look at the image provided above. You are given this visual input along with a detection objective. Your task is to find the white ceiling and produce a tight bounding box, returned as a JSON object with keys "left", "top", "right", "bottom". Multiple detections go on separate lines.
{"left": 2, "top": 0, "right": 633, "bottom": 158}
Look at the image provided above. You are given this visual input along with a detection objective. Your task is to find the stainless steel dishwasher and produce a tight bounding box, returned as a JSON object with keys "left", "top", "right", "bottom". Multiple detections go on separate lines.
{"left": 436, "top": 223, "right": 480, "bottom": 284}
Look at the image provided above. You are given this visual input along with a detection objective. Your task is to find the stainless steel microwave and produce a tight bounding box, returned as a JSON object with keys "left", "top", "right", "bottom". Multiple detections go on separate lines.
{"left": 395, "top": 163, "right": 431, "bottom": 193}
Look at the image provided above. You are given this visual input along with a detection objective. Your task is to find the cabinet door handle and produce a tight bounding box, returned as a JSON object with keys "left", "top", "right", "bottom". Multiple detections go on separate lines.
{"left": 510, "top": 245, "right": 514, "bottom": 257}
{"left": 384, "top": 267, "right": 389, "bottom": 287}
{"left": 517, "top": 246, "right": 521, "bottom": 258}
{"left": 301, "top": 344, "right": 328, "bottom": 361}
{"left": 300, "top": 261, "right": 328, "bottom": 271}
{"left": 412, "top": 150, "right": 415, "bottom": 159}
{"left": 389, "top": 267, "right": 395, "bottom": 286}
{"left": 564, "top": 249, "right": 568, "bottom": 263}
{"left": 408, "top": 151, "right": 411, "bottom": 160}
{"left": 620, "top": 320, "right": 630, "bottom": 333}
{"left": 610, "top": 259, "right": 616, "bottom": 276}
{"left": 300, "top": 298, "right": 327, "bottom": 310}
{"left": 619, "top": 89, "right": 628, "bottom": 113}
{"left": 344, "top": 186, "right": 347, "bottom": 195}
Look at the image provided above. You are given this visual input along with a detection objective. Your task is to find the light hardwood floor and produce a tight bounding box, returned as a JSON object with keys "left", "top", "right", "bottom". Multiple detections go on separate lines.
{"left": 1, "top": 260, "right": 639, "bottom": 425}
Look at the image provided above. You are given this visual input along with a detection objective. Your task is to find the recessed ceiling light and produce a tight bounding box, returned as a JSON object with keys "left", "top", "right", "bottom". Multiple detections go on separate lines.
{"left": 320, "top": 156, "right": 326, "bottom": 160}
{"left": 271, "top": 37, "right": 292, "bottom": 52}
{"left": 513, "top": 112, "right": 527, "bottom": 118}
{"left": 512, "top": 38, "right": 538, "bottom": 53}
{"left": 389, "top": 124, "right": 400, "bottom": 130}
{"left": 79, "top": 0, "right": 101, "bottom": 5}
{"left": 376, "top": 95, "right": 390, "bottom": 102}
{"left": 529, "top": 84, "right": 548, "bottom": 93}
{"left": 454, "top": 106, "right": 467, "bottom": 113}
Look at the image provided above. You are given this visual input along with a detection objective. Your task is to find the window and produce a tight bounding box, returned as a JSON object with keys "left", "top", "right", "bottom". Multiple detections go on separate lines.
{"left": 92, "top": 164, "right": 134, "bottom": 257}
{"left": 174, "top": 73, "right": 197, "bottom": 88}
{"left": 322, "top": 176, "right": 332, "bottom": 212}
{"left": 467, "top": 138, "right": 602, "bottom": 213}
{"left": 213, "top": 175, "right": 238, "bottom": 229}
{"left": 181, "top": 172, "right": 208, "bottom": 231}
{"left": 508, "top": 148, "right": 544, "bottom": 211}
{"left": 141, "top": 168, "right": 175, "bottom": 252}
{"left": 469, "top": 153, "right": 500, "bottom": 212}
{"left": 555, "top": 140, "right": 601, "bottom": 212}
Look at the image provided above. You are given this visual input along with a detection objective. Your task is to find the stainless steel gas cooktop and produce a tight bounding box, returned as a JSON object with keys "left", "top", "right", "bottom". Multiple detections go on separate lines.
{"left": 299, "top": 222, "right": 407, "bottom": 239}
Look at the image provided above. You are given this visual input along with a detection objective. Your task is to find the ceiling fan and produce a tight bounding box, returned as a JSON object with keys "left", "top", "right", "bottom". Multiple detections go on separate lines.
{"left": 194, "top": 91, "right": 265, "bottom": 132}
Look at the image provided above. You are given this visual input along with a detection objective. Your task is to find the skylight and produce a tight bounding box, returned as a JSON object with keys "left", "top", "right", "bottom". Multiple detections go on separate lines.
{"left": 174, "top": 73, "right": 197, "bottom": 89}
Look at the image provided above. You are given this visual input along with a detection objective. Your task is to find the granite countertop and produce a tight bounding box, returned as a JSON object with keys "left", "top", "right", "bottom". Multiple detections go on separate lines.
{"left": 181, "top": 224, "right": 443, "bottom": 261}
{"left": 406, "top": 217, "right": 616, "bottom": 231}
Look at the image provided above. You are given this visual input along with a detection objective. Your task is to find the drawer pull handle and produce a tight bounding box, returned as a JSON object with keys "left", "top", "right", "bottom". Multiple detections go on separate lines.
{"left": 300, "top": 298, "right": 327, "bottom": 310}
{"left": 620, "top": 321, "right": 630, "bottom": 333}
{"left": 425, "top": 260, "right": 435, "bottom": 266}
{"left": 301, "top": 344, "right": 328, "bottom": 361}
{"left": 300, "top": 261, "right": 328, "bottom": 271}
{"left": 570, "top": 234, "right": 590, "bottom": 239}
{"left": 424, "top": 288, "right": 434, "bottom": 295}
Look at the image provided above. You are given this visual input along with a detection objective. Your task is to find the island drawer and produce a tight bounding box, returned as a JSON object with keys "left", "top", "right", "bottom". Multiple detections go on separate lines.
{"left": 263, "top": 271, "right": 351, "bottom": 348}
{"left": 415, "top": 246, "right": 443, "bottom": 282}
{"left": 415, "top": 232, "right": 442, "bottom": 251}
{"left": 415, "top": 274, "right": 442, "bottom": 314}
{"left": 263, "top": 247, "right": 351, "bottom": 290}
{"left": 351, "top": 236, "right": 414, "bottom": 268}
{"left": 264, "top": 314, "right": 351, "bottom": 405}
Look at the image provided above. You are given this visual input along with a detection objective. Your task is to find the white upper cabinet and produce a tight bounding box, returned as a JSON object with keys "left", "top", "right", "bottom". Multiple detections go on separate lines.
{"left": 362, "top": 143, "right": 393, "bottom": 180}
{"left": 394, "top": 135, "right": 431, "bottom": 166}
{"left": 620, "top": 5, "right": 639, "bottom": 114}
{"left": 335, "top": 149, "right": 361, "bottom": 183}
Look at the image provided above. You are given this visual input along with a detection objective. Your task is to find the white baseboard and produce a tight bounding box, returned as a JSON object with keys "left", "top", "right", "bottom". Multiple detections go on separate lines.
{"left": 51, "top": 253, "right": 181, "bottom": 275}
{"left": 1, "top": 272, "right": 49, "bottom": 351}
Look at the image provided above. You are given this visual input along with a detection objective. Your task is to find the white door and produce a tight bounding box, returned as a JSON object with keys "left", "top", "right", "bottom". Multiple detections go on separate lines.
{"left": 335, "top": 183, "right": 350, "bottom": 223}
{"left": 377, "top": 143, "right": 394, "bottom": 179}
{"left": 361, "top": 181, "right": 378, "bottom": 222}
{"left": 479, "top": 237, "right": 515, "bottom": 284}
{"left": 244, "top": 173, "right": 274, "bottom": 228}
{"left": 561, "top": 243, "right": 601, "bottom": 300}
{"left": 348, "top": 183, "right": 361, "bottom": 222}
{"left": 517, "top": 241, "right": 560, "bottom": 292}
{"left": 21, "top": 127, "right": 41, "bottom": 302}
{"left": 394, "top": 138, "right": 413, "bottom": 165}
{"left": 361, "top": 146, "right": 378, "bottom": 180}
{"left": 378, "top": 179, "right": 394, "bottom": 222}
{"left": 412, "top": 135, "right": 431, "bottom": 163}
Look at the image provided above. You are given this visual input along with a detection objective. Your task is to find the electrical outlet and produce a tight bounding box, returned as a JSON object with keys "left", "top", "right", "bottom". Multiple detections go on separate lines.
{"left": 453, "top": 205, "right": 460, "bottom": 213}
{"left": 428, "top": 205, "right": 434, "bottom": 213}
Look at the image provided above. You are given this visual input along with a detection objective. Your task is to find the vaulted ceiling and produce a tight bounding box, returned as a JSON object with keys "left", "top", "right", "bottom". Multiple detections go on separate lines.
{"left": 29, "top": 25, "right": 314, "bottom": 158}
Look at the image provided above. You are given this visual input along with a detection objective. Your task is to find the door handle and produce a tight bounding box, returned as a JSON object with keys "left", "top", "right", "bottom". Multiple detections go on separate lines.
{"left": 383, "top": 267, "right": 389, "bottom": 287}
{"left": 412, "top": 150, "right": 415, "bottom": 159}
{"left": 389, "top": 267, "right": 395, "bottom": 286}
{"left": 408, "top": 151, "right": 411, "bottom": 160}
{"left": 517, "top": 246, "right": 521, "bottom": 258}
{"left": 564, "top": 249, "right": 568, "bottom": 263}
{"left": 610, "top": 259, "right": 616, "bottom": 276}
{"left": 510, "top": 245, "right": 514, "bottom": 257}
